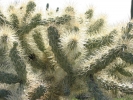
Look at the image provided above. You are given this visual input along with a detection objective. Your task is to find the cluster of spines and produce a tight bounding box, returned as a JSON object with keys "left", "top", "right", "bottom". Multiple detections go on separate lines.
{"left": 0, "top": 0, "right": 133, "bottom": 100}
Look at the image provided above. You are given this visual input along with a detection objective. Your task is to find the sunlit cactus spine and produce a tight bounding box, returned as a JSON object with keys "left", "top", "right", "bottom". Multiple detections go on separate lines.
{"left": 0, "top": 0, "right": 133, "bottom": 100}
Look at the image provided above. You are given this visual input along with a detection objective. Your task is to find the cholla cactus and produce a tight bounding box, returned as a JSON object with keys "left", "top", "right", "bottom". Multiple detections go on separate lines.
{"left": 0, "top": 1, "right": 133, "bottom": 100}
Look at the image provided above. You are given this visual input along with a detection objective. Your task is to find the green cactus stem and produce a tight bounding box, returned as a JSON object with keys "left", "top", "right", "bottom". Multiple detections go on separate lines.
{"left": 32, "top": 30, "right": 45, "bottom": 52}
{"left": 47, "top": 26, "right": 73, "bottom": 75}
{"left": 87, "top": 74, "right": 109, "bottom": 100}
{"left": 0, "top": 71, "right": 20, "bottom": 84}
{"left": 9, "top": 42, "right": 27, "bottom": 84}
{"left": 0, "top": 89, "right": 11, "bottom": 98}
{"left": 29, "top": 85, "right": 46, "bottom": 100}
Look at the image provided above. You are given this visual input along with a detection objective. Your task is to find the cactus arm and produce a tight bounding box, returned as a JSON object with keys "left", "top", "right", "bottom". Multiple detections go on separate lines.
{"left": 86, "top": 45, "right": 125, "bottom": 74}
{"left": 9, "top": 42, "right": 27, "bottom": 84}
{"left": 85, "top": 29, "right": 117, "bottom": 50}
{"left": 16, "top": 14, "right": 71, "bottom": 36}
{"left": 55, "top": 14, "right": 71, "bottom": 25}
{"left": 0, "top": 89, "right": 11, "bottom": 98}
{"left": 17, "top": 13, "right": 41, "bottom": 35}
{"left": 23, "top": 1, "right": 36, "bottom": 22}
{"left": 32, "top": 30, "right": 45, "bottom": 52}
{"left": 26, "top": 1, "right": 36, "bottom": 14}
{"left": 0, "top": 47, "right": 12, "bottom": 68}
{"left": 19, "top": 36, "right": 47, "bottom": 69}
{"left": 115, "top": 66, "right": 132, "bottom": 77}
{"left": 0, "top": 71, "right": 20, "bottom": 84}
{"left": 29, "top": 85, "right": 46, "bottom": 100}
{"left": 119, "top": 52, "right": 133, "bottom": 64}
{"left": 87, "top": 18, "right": 105, "bottom": 34}
{"left": 108, "top": 63, "right": 132, "bottom": 79}
{"left": 40, "top": 14, "right": 71, "bottom": 25}
{"left": 47, "top": 26, "right": 73, "bottom": 75}
{"left": 10, "top": 14, "right": 19, "bottom": 29}
{"left": 87, "top": 75, "right": 109, "bottom": 100}
{"left": 98, "top": 78, "right": 133, "bottom": 95}
{"left": 0, "top": 11, "right": 10, "bottom": 25}
{"left": 85, "top": 9, "right": 93, "bottom": 19}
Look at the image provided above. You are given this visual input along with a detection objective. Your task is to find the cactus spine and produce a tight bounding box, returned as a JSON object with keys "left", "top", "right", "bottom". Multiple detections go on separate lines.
{"left": 0, "top": 0, "right": 133, "bottom": 100}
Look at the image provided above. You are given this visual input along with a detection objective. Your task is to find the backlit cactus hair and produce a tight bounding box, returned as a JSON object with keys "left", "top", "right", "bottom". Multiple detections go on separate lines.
{"left": 0, "top": 0, "right": 133, "bottom": 100}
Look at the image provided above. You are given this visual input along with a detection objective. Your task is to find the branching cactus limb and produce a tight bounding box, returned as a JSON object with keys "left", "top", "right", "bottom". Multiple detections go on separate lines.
{"left": 0, "top": 0, "right": 133, "bottom": 100}
{"left": 119, "top": 52, "right": 133, "bottom": 64}
{"left": 0, "top": 72, "right": 21, "bottom": 85}
{"left": 0, "top": 89, "right": 11, "bottom": 99}
{"left": 9, "top": 42, "right": 27, "bottom": 84}
{"left": 28, "top": 85, "right": 46, "bottom": 100}
{"left": 87, "top": 74, "right": 110, "bottom": 100}
{"left": 47, "top": 26, "right": 74, "bottom": 75}
{"left": 85, "top": 29, "right": 117, "bottom": 49}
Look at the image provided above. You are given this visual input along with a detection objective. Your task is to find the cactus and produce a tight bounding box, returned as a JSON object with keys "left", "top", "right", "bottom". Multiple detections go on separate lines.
{"left": 0, "top": 0, "right": 133, "bottom": 100}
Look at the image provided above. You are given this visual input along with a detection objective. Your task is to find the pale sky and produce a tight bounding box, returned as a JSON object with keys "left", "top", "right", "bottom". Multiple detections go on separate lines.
{"left": 0, "top": 0, "right": 131, "bottom": 25}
